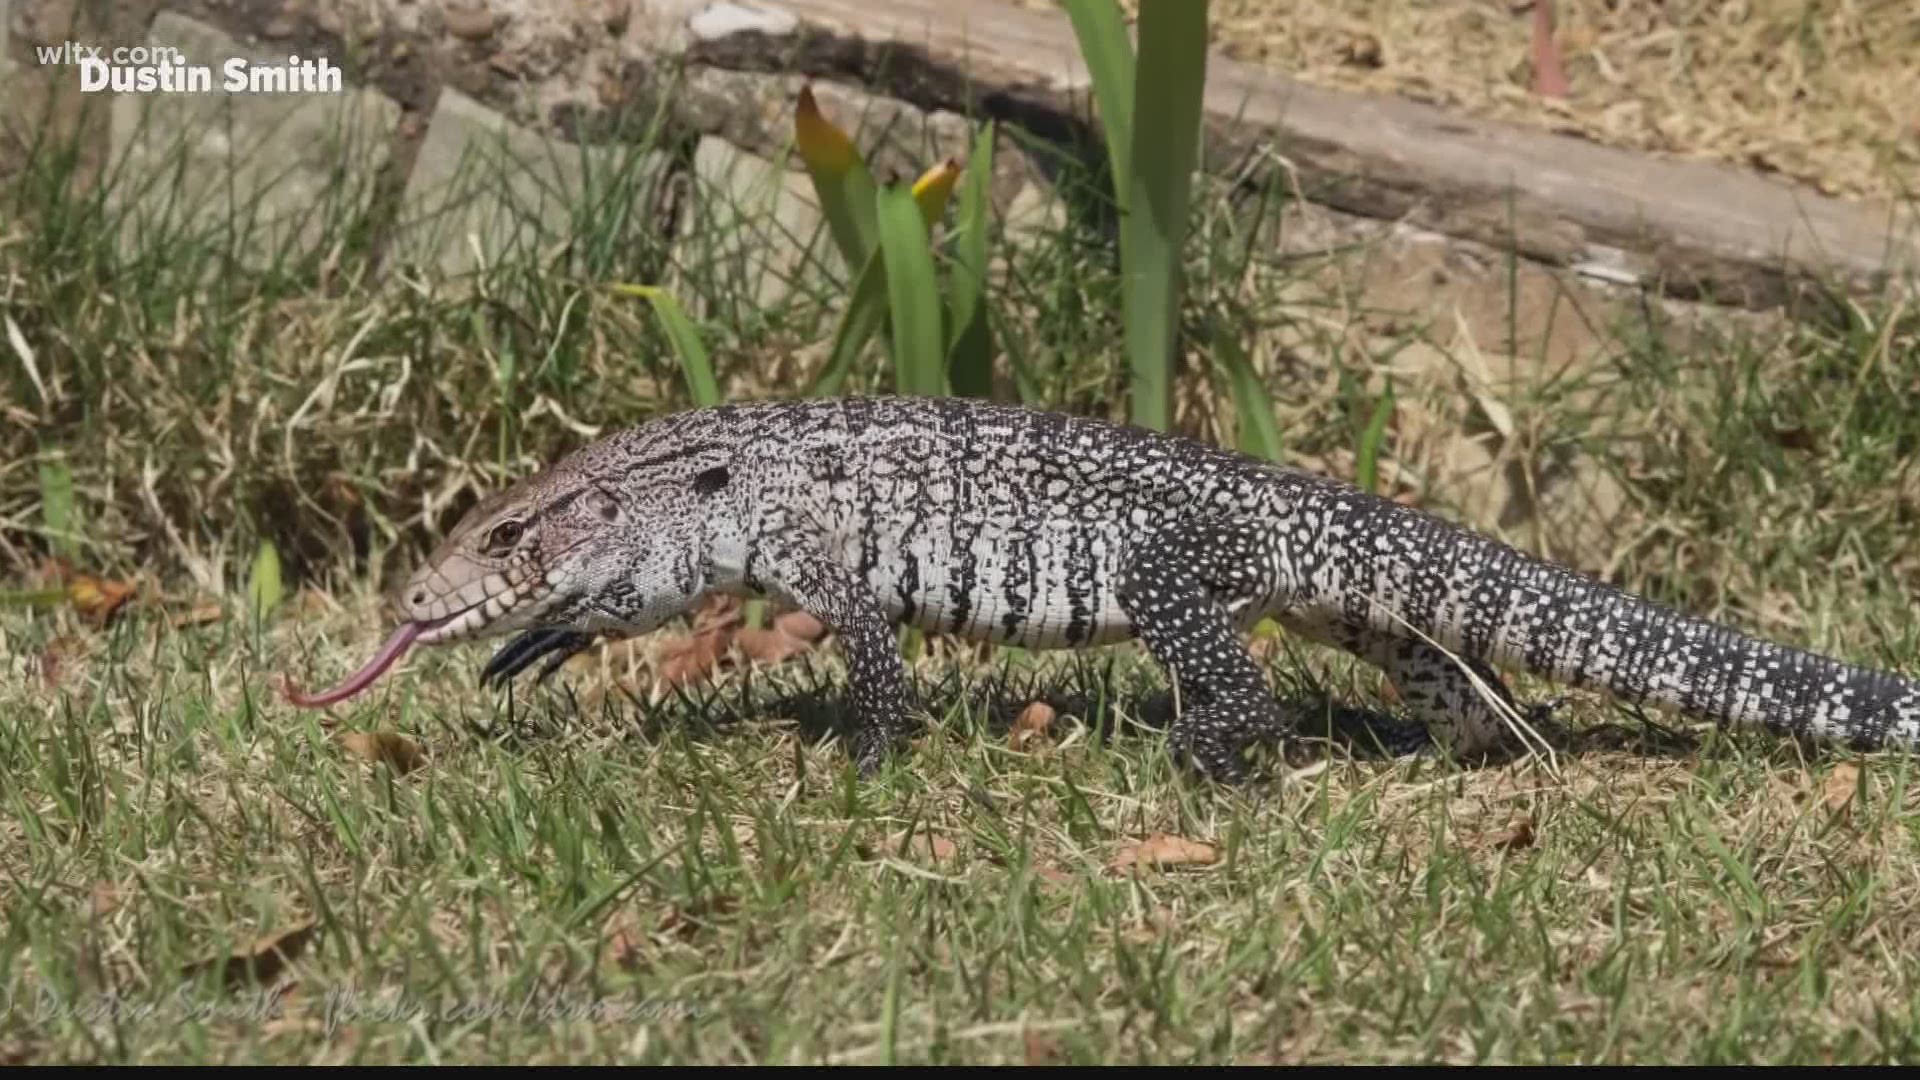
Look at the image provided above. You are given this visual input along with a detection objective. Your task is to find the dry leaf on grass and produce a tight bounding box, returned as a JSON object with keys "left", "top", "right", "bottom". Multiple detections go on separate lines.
{"left": 654, "top": 597, "right": 826, "bottom": 687}
{"left": 168, "top": 601, "right": 225, "bottom": 628}
{"left": 891, "top": 826, "right": 961, "bottom": 864}
{"left": 67, "top": 574, "right": 136, "bottom": 625}
{"left": 1107, "top": 833, "right": 1219, "bottom": 874}
{"left": 735, "top": 626, "right": 815, "bottom": 665}
{"left": 181, "top": 920, "right": 318, "bottom": 989}
{"left": 773, "top": 609, "right": 827, "bottom": 641}
{"left": 1484, "top": 816, "right": 1536, "bottom": 852}
{"left": 656, "top": 629, "right": 731, "bottom": 687}
{"left": 1823, "top": 762, "right": 1861, "bottom": 814}
{"left": 336, "top": 731, "right": 428, "bottom": 774}
{"left": 1009, "top": 702, "right": 1056, "bottom": 750}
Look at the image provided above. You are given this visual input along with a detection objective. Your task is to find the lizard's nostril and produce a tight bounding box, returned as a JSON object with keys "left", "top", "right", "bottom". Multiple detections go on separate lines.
{"left": 410, "top": 588, "right": 427, "bottom": 607}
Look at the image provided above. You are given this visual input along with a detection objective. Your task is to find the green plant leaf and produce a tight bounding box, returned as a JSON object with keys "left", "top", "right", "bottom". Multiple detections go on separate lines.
{"left": 808, "top": 250, "right": 893, "bottom": 397}
{"left": 607, "top": 284, "right": 721, "bottom": 407}
{"left": 1218, "top": 332, "right": 1284, "bottom": 463}
{"left": 875, "top": 184, "right": 947, "bottom": 397}
{"left": 945, "top": 122, "right": 998, "bottom": 399}
{"left": 38, "top": 456, "right": 77, "bottom": 562}
{"left": 1355, "top": 378, "right": 1397, "bottom": 496}
{"left": 1121, "top": 0, "right": 1209, "bottom": 432}
{"left": 0, "top": 587, "right": 68, "bottom": 609}
{"left": 795, "top": 85, "right": 880, "bottom": 272}
{"left": 247, "top": 538, "right": 284, "bottom": 623}
{"left": 1064, "top": 0, "right": 1137, "bottom": 204}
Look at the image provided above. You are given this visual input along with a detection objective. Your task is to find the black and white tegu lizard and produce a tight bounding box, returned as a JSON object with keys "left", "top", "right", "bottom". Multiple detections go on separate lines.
{"left": 283, "top": 395, "right": 1920, "bottom": 779}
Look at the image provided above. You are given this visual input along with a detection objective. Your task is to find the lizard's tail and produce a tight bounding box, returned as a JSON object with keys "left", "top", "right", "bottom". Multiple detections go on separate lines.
{"left": 1344, "top": 496, "right": 1920, "bottom": 749}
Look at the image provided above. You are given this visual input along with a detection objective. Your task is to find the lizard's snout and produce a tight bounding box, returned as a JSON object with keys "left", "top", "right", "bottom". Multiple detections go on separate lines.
{"left": 394, "top": 552, "right": 551, "bottom": 645}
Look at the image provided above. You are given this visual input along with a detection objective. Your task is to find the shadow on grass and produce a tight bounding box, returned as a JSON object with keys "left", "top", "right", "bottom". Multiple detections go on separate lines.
{"left": 453, "top": 640, "right": 1723, "bottom": 783}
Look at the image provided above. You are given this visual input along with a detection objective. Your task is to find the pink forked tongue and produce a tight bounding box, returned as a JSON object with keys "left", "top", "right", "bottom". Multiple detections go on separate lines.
{"left": 280, "top": 622, "right": 424, "bottom": 708}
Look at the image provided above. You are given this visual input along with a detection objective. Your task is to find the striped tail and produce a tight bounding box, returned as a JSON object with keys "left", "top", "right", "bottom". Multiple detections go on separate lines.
{"left": 1336, "top": 492, "right": 1920, "bottom": 749}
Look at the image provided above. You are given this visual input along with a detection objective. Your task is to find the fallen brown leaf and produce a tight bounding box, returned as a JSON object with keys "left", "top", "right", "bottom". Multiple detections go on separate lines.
{"left": 1107, "top": 833, "right": 1218, "bottom": 874}
{"left": 168, "top": 601, "right": 225, "bottom": 628}
{"left": 1823, "top": 762, "right": 1861, "bottom": 815}
{"left": 90, "top": 880, "right": 123, "bottom": 918}
{"left": 182, "top": 920, "right": 318, "bottom": 989}
{"left": 891, "top": 826, "right": 961, "bottom": 864}
{"left": 772, "top": 609, "right": 827, "bottom": 642}
{"left": 735, "top": 626, "right": 815, "bottom": 665}
{"left": 1485, "top": 816, "right": 1537, "bottom": 852}
{"left": 336, "top": 731, "right": 429, "bottom": 774}
{"left": 1009, "top": 701, "right": 1056, "bottom": 750}
{"left": 692, "top": 593, "right": 745, "bottom": 633}
{"left": 656, "top": 629, "right": 731, "bottom": 687}
{"left": 68, "top": 574, "right": 135, "bottom": 625}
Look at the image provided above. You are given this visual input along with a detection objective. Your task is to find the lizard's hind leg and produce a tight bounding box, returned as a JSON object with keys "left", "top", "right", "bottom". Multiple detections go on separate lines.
{"left": 1116, "top": 520, "right": 1297, "bottom": 782}
{"left": 1284, "top": 615, "right": 1543, "bottom": 758}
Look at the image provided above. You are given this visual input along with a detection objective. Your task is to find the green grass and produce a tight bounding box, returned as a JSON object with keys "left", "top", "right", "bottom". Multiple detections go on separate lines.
{"left": 6, "top": 600, "right": 1920, "bottom": 1064}
{"left": 4, "top": 65, "right": 1920, "bottom": 1064}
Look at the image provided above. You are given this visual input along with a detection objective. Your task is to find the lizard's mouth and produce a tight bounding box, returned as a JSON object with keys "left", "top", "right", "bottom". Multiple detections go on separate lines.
{"left": 279, "top": 568, "right": 560, "bottom": 709}
{"left": 279, "top": 591, "right": 541, "bottom": 708}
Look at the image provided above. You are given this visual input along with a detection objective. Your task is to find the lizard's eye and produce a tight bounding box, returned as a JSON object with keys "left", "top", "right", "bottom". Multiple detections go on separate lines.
{"left": 484, "top": 520, "right": 525, "bottom": 554}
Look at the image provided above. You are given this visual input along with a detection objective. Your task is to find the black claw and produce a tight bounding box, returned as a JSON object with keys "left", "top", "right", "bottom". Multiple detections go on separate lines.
{"left": 482, "top": 629, "right": 595, "bottom": 690}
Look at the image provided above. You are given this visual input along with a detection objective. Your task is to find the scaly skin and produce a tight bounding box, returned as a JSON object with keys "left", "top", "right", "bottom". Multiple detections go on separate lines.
{"left": 377, "top": 396, "right": 1920, "bottom": 779}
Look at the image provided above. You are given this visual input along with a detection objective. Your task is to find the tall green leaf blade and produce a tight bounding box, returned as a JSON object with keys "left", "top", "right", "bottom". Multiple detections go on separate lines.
{"left": 1064, "top": 0, "right": 1137, "bottom": 205}
{"left": 795, "top": 86, "right": 881, "bottom": 272}
{"left": 875, "top": 185, "right": 947, "bottom": 397}
{"left": 246, "top": 538, "right": 284, "bottom": 624}
{"left": 807, "top": 250, "right": 893, "bottom": 397}
{"left": 608, "top": 284, "right": 721, "bottom": 407}
{"left": 1218, "top": 333, "right": 1284, "bottom": 463}
{"left": 1355, "top": 378, "right": 1397, "bottom": 495}
{"left": 38, "top": 456, "right": 77, "bottom": 562}
{"left": 1123, "top": 0, "right": 1209, "bottom": 432}
{"left": 945, "top": 122, "right": 998, "bottom": 398}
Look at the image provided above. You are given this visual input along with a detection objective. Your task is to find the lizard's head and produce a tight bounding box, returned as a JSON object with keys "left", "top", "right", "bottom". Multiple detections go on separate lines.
{"left": 280, "top": 431, "right": 725, "bottom": 708}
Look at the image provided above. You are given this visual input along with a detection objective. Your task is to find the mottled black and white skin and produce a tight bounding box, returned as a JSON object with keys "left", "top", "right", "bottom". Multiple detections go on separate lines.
{"left": 385, "top": 396, "right": 1920, "bottom": 780}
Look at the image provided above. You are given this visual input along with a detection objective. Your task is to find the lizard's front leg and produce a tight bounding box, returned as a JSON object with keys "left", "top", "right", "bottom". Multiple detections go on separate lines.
{"left": 1116, "top": 519, "right": 1297, "bottom": 782}
{"left": 748, "top": 533, "right": 915, "bottom": 775}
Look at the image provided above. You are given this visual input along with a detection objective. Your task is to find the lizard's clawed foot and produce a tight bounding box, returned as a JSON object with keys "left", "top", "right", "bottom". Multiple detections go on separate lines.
{"left": 481, "top": 628, "right": 596, "bottom": 690}
{"left": 1165, "top": 696, "right": 1294, "bottom": 784}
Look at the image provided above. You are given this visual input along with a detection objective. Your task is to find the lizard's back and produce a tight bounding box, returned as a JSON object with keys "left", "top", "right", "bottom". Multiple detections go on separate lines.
{"left": 725, "top": 396, "right": 1296, "bottom": 648}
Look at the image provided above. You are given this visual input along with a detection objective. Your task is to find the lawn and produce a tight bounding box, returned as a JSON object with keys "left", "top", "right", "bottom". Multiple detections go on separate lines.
{"left": 4, "top": 33, "right": 1920, "bottom": 1062}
